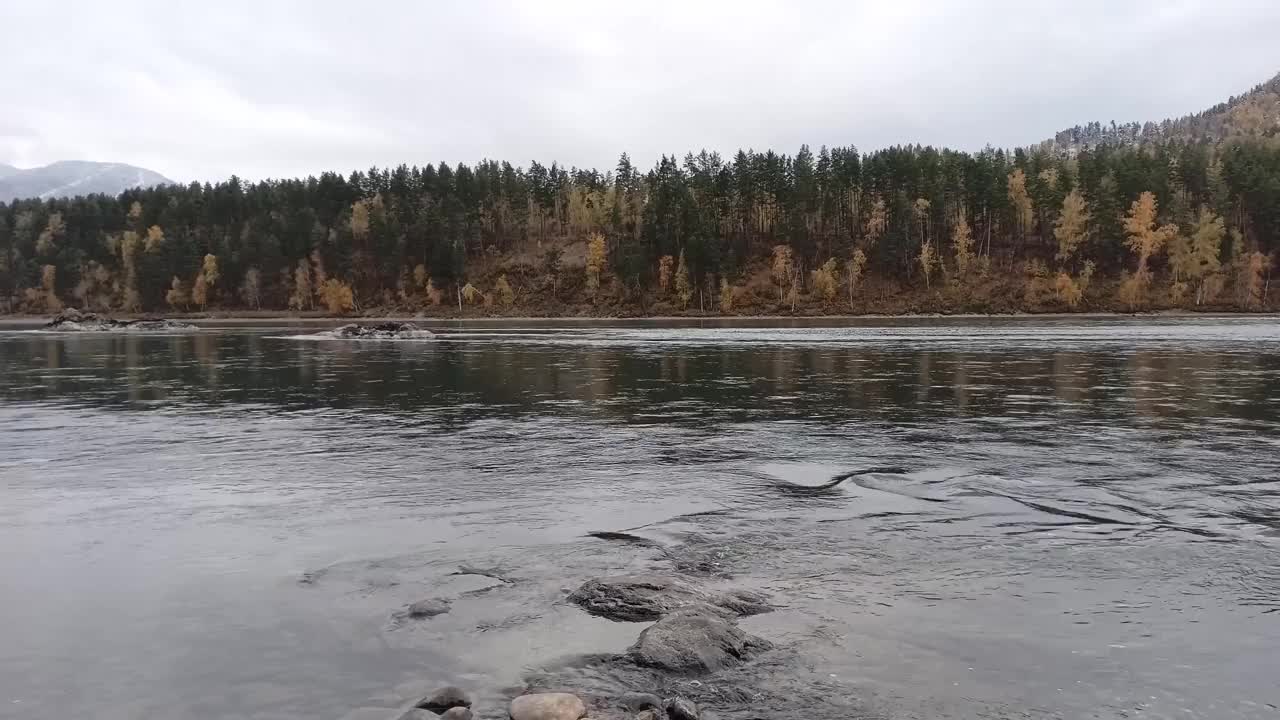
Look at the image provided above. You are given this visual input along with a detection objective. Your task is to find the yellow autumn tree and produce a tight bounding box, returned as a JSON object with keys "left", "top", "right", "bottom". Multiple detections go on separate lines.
{"left": 202, "top": 254, "right": 220, "bottom": 288}
{"left": 191, "top": 273, "right": 208, "bottom": 309}
{"left": 494, "top": 275, "right": 515, "bottom": 307}
{"left": 719, "top": 278, "right": 735, "bottom": 312}
{"left": 36, "top": 213, "right": 65, "bottom": 256}
{"left": 1236, "top": 251, "right": 1272, "bottom": 308}
{"left": 240, "top": 268, "right": 262, "bottom": 310}
{"left": 459, "top": 282, "right": 481, "bottom": 310}
{"left": 1053, "top": 189, "right": 1090, "bottom": 265}
{"left": 40, "top": 265, "right": 62, "bottom": 312}
{"left": 657, "top": 255, "right": 674, "bottom": 294}
{"left": 1180, "top": 208, "right": 1224, "bottom": 306}
{"left": 846, "top": 249, "right": 867, "bottom": 307}
{"left": 144, "top": 225, "right": 165, "bottom": 253}
{"left": 289, "top": 258, "right": 313, "bottom": 310}
{"left": 166, "top": 276, "right": 188, "bottom": 309}
{"left": 1008, "top": 169, "right": 1033, "bottom": 241}
{"left": 585, "top": 233, "right": 607, "bottom": 301}
{"left": 918, "top": 241, "right": 937, "bottom": 288}
{"left": 119, "top": 231, "right": 142, "bottom": 311}
{"left": 863, "top": 195, "right": 887, "bottom": 248}
{"left": 771, "top": 245, "right": 794, "bottom": 304}
{"left": 951, "top": 210, "right": 974, "bottom": 281}
{"left": 318, "top": 279, "right": 355, "bottom": 314}
{"left": 811, "top": 258, "right": 839, "bottom": 302}
{"left": 1121, "top": 192, "right": 1178, "bottom": 307}
{"left": 350, "top": 199, "right": 371, "bottom": 240}
{"left": 674, "top": 250, "right": 692, "bottom": 308}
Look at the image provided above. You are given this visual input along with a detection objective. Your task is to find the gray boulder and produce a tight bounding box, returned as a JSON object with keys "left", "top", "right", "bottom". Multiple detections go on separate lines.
{"left": 439, "top": 708, "right": 473, "bottom": 720}
{"left": 568, "top": 575, "right": 770, "bottom": 622}
{"left": 665, "top": 696, "right": 699, "bottom": 720}
{"left": 415, "top": 686, "right": 472, "bottom": 713}
{"left": 407, "top": 597, "right": 451, "bottom": 619}
{"left": 508, "top": 692, "right": 587, "bottom": 720}
{"left": 627, "top": 606, "right": 771, "bottom": 675}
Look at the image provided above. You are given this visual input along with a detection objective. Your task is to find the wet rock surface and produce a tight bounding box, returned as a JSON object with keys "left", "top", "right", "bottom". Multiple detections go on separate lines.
{"left": 330, "top": 322, "right": 434, "bottom": 340}
{"left": 415, "top": 686, "right": 472, "bottom": 713}
{"left": 627, "top": 607, "right": 771, "bottom": 675}
{"left": 508, "top": 692, "right": 588, "bottom": 720}
{"left": 406, "top": 597, "right": 451, "bottom": 619}
{"left": 568, "top": 575, "right": 771, "bottom": 622}
{"left": 437, "top": 708, "right": 473, "bottom": 720}
{"left": 665, "top": 696, "right": 700, "bottom": 720}
{"left": 619, "top": 691, "right": 662, "bottom": 713}
{"left": 41, "top": 308, "right": 197, "bottom": 332}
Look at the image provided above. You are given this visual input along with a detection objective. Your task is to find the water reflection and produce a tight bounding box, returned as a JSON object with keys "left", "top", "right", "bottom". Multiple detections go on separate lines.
{"left": 3, "top": 326, "right": 1280, "bottom": 427}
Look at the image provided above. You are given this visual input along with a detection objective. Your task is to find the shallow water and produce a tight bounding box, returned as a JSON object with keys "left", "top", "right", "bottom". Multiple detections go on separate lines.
{"left": 1, "top": 316, "right": 1278, "bottom": 720}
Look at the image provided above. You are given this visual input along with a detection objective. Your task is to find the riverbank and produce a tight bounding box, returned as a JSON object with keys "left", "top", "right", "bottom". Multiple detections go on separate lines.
{"left": 4, "top": 307, "right": 1278, "bottom": 328}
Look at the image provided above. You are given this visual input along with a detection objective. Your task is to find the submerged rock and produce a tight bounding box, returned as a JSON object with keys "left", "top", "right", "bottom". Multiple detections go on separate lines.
{"left": 330, "top": 322, "right": 434, "bottom": 340}
{"left": 415, "top": 686, "right": 472, "bottom": 713}
{"left": 42, "top": 308, "right": 196, "bottom": 332}
{"left": 665, "top": 696, "right": 699, "bottom": 720}
{"left": 508, "top": 692, "right": 587, "bottom": 720}
{"left": 568, "top": 574, "right": 771, "bottom": 622}
{"left": 619, "top": 691, "right": 662, "bottom": 713}
{"left": 406, "top": 597, "right": 451, "bottom": 619}
{"left": 627, "top": 606, "right": 771, "bottom": 675}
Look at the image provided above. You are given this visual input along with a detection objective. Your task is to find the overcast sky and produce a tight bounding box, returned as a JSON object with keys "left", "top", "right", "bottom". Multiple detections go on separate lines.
{"left": 2, "top": 0, "right": 1277, "bottom": 183}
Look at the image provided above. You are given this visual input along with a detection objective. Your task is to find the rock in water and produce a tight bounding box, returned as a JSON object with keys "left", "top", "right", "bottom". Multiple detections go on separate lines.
{"left": 439, "top": 708, "right": 473, "bottom": 720}
{"left": 415, "top": 686, "right": 472, "bottom": 713}
{"left": 407, "top": 597, "right": 451, "bottom": 619}
{"left": 331, "top": 322, "right": 434, "bottom": 340}
{"left": 665, "top": 696, "right": 700, "bottom": 720}
{"left": 397, "top": 711, "right": 440, "bottom": 720}
{"left": 568, "top": 575, "right": 771, "bottom": 622}
{"left": 627, "top": 606, "right": 771, "bottom": 675}
{"left": 620, "top": 691, "right": 662, "bottom": 713}
{"left": 41, "top": 308, "right": 196, "bottom": 332}
{"left": 634, "top": 711, "right": 661, "bottom": 720}
{"left": 508, "top": 692, "right": 587, "bottom": 720}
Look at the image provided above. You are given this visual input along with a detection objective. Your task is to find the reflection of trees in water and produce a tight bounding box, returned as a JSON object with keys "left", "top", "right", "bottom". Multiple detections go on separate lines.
{"left": 1, "top": 334, "right": 1277, "bottom": 426}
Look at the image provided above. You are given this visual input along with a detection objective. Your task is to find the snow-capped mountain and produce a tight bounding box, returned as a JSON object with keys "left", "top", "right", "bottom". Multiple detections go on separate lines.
{"left": 0, "top": 161, "right": 173, "bottom": 203}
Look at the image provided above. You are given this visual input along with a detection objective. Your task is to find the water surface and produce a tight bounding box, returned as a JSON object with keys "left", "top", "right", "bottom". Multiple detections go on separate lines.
{"left": 1, "top": 316, "right": 1278, "bottom": 719}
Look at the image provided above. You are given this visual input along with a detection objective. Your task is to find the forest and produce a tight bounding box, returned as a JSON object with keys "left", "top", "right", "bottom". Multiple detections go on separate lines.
{"left": 2, "top": 133, "right": 1278, "bottom": 316}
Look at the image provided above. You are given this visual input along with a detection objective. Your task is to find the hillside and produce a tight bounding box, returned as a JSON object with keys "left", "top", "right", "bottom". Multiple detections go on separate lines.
{"left": 1050, "top": 71, "right": 1280, "bottom": 155}
{"left": 3, "top": 74, "right": 1278, "bottom": 317}
{"left": 0, "top": 161, "right": 172, "bottom": 203}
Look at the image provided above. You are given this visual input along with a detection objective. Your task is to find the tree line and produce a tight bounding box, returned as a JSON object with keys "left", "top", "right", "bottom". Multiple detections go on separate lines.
{"left": 1, "top": 135, "right": 1277, "bottom": 315}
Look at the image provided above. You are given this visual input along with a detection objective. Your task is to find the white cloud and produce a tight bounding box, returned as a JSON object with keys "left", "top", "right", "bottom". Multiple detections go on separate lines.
{"left": 1, "top": 0, "right": 1276, "bottom": 182}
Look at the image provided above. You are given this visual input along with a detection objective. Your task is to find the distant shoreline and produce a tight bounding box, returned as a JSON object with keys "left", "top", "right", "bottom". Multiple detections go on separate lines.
{"left": 3, "top": 309, "right": 1278, "bottom": 328}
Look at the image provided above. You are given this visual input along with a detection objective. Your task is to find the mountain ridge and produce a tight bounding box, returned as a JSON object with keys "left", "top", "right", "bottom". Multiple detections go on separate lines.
{"left": 1048, "top": 71, "right": 1280, "bottom": 155}
{"left": 0, "top": 160, "right": 172, "bottom": 203}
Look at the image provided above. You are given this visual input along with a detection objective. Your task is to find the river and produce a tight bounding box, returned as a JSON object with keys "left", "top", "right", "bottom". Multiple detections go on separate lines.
{"left": 1, "top": 316, "right": 1278, "bottom": 720}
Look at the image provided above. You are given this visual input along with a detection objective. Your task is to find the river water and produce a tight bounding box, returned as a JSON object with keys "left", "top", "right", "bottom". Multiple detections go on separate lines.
{"left": 1, "top": 317, "right": 1278, "bottom": 720}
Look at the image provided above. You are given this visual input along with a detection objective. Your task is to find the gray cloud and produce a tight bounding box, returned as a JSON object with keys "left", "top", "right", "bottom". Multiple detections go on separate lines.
{"left": 2, "top": 0, "right": 1276, "bottom": 183}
